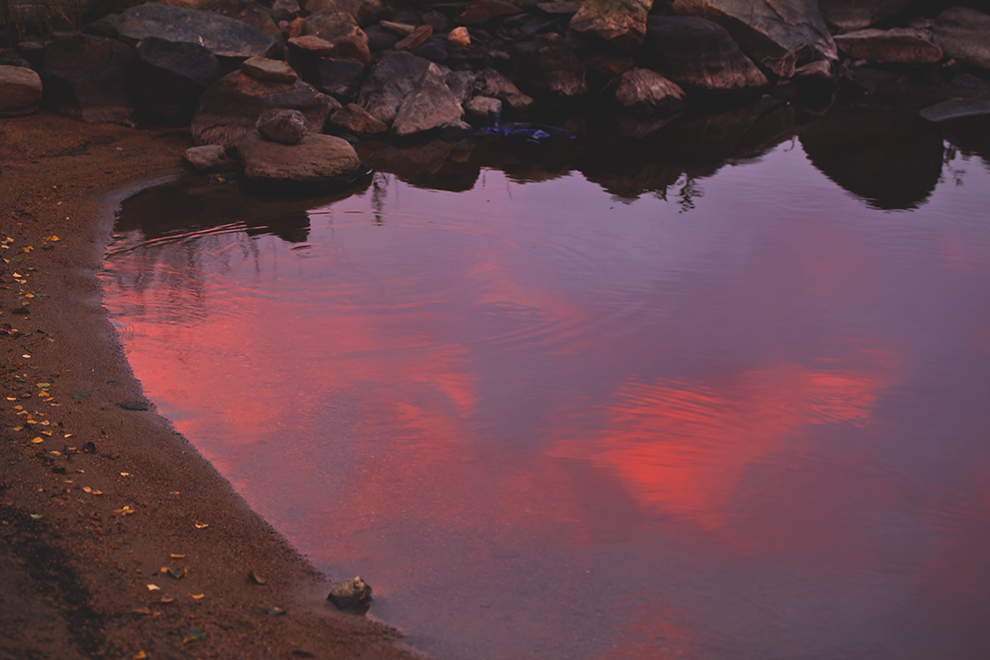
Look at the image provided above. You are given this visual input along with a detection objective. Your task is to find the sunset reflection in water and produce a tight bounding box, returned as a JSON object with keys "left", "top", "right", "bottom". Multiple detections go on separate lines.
{"left": 102, "top": 142, "right": 990, "bottom": 660}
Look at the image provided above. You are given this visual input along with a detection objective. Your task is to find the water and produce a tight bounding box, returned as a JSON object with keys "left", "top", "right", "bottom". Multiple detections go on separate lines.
{"left": 101, "top": 107, "right": 990, "bottom": 660}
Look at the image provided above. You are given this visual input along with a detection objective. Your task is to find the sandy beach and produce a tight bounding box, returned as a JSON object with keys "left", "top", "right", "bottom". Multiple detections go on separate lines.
{"left": 0, "top": 111, "right": 424, "bottom": 660}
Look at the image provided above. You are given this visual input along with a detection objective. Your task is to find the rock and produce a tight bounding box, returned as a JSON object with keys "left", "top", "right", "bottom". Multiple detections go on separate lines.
{"left": 449, "top": 26, "right": 471, "bottom": 48}
{"left": 288, "top": 35, "right": 336, "bottom": 57}
{"left": 356, "top": 51, "right": 432, "bottom": 125}
{"left": 641, "top": 16, "right": 768, "bottom": 94}
{"left": 238, "top": 129, "right": 365, "bottom": 192}
{"left": 932, "top": 8, "right": 990, "bottom": 70}
{"left": 819, "top": 0, "right": 913, "bottom": 33}
{"left": 101, "top": 2, "right": 277, "bottom": 60}
{"left": 413, "top": 37, "right": 449, "bottom": 64}
{"left": 241, "top": 56, "right": 299, "bottom": 83}
{"left": 327, "top": 576, "right": 373, "bottom": 612}
{"left": 304, "top": 0, "right": 382, "bottom": 26}
{"left": 538, "top": 1, "right": 582, "bottom": 15}
{"left": 133, "top": 37, "right": 223, "bottom": 124}
{"left": 41, "top": 34, "right": 138, "bottom": 126}
{"left": 303, "top": 10, "right": 367, "bottom": 45}
{"left": 272, "top": 0, "right": 301, "bottom": 17}
{"left": 459, "top": 0, "right": 524, "bottom": 26}
{"left": 329, "top": 102, "right": 388, "bottom": 134}
{"left": 422, "top": 10, "right": 449, "bottom": 32}
{"left": 256, "top": 108, "right": 308, "bottom": 143}
{"left": 671, "top": 0, "right": 836, "bottom": 80}
{"left": 306, "top": 57, "right": 366, "bottom": 102}
{"left": 192, "top": 70, "right": 338, "bottom": 147}
{"left": 513, "top": 40, "right": 586, "bottom": 98}
{"left": 396, "top": 25, "right": 433, "bottom": 52}
{"left": 445, "top": 70, "right": 478, "bottom": 105}
{"left": 833, "top": 28, "right": 942, "bottom": 64}
{"left": 584, "top": 49, "right": 635, "bottom": 77}
{"left": 476, "top": 67, "right": 533, "bottom": 112}
{"left": 919, "top": 99, "right": 990, "bottom": 123}
{"left": 198, "top": 0, "right": 282, "bottom": 41}
{"left": 464, "top": 96, "right": 502, "bottom": 125}
{"left": 380, "top": 20, "right": 416, "bottom": 36}
{"left": 0, "top": 48, "right": 32, "bottom": 68}
{"left": 392, "top": 62, "right": 463, "bottom": 136}
{"left": 568, "top": 0, "right": 653, "bottom": 55}
{"left": 364, "top": 25, "right": 402, "bottom": 52}
{"left": 0, "top": 65, "right": 43, "bottom": 117}
{"left": 183, "top": 144, "right": 230, "bottom": 170}
{"left": 614, "top": 67, "right": 685, "bottom": 117}
{"left": 336, "top": 34, "right": 372, "bottom": 67}
{"left": 793, "top": 59, "right": 833, "bottom": 85}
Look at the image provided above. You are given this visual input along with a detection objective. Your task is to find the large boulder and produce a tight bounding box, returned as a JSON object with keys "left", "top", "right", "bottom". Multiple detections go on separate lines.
{"left": 568, "top": 0, "right": 654, "bottom": 54}
{"left": 304, "top": 0, "right": 382, "bottom": 26}
{"left": 671, "top": 0, "right": 836, "bottom": 80}
{"left": 192, "top": 70, "right": 338, "bottom": 147}
{"left": 819, "top": 0, "right": 913, "bottom": 33}
{"left": 237, "top": 129, "right": 365, "bottom": 193}
{"left": 519, "top": 42, "right": 586, "bottom": 98}
{"left": 101, "top": 2, "right": 277, "bottom": 60}
{"left": 833, "top": 28, "right": 942, "bottom": 65}
{"left": 391, "top": 62, "right": 463, "bottom": 136}
{"left": 641, "top": 16, "right": 768, "bottom": 94}
{"left": 303, "top": 10, "right": 367, "bottom": 45}
{"left": 0, "top": 65, "right": 43, "bottom": 117}
{"left": 41, "top": 34, "right": 138, "bottom": 126}
{"left": 132, "top": 37, "right": 222, "bottom": 124}
{"left": 305, "top": 57, "right": 367, "bottom": 102}
{"left": 932, "top": 8, "right": 990, "bottom": 70}
{"left": 614, "top": 68, "right": 685, "bottom": 117}
{"left": 198, "top": 0, "right": 282, "bottom": 40}
{"left": 355, "top": 50, "right": 432, "bottom": 125}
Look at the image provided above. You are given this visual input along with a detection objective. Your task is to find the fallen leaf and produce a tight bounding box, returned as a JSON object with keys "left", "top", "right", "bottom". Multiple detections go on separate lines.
{"left": 120, "top": 472, "right": 130, "bottom": 477}
{"left": 249, "top": 571, "right": 267, "bottom": 585}
{"left": 190, "top": 593, "right": 205, "bottom": 600}
{"left": 170, "top": 553, "right": 185, "bottom": 559}
{"left": 72, "top": 391, "right": 90, "bottom": 399}
{"left": 133, "top": 607, "right": 151, "bottom": 615}
{"left": 194, "top": 521, "right": 208, "bottom": 529}
{"left": 146, "top": 584, "right": 160, "bottom": 591}
{"left": 134, "top": 652, "right": 147, "bottom": 660}
{"left": 30, "top": 513, "right": 42, "bottom": 520}
{"left": 30, "top": 437, "right": 43, "bottom": 444}
{"left": 159, "top": 596, "right": 174, "bottom": 604}
{"left": 182, "top": 630, "right": 207, "bottom": 644}
{"left": 83, "top": 487, "right": 92, "bottom": 493}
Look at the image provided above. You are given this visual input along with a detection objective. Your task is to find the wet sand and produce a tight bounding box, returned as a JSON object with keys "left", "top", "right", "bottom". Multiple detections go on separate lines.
{"left": 0, "top": 112, "right": 425, "bottom": 660}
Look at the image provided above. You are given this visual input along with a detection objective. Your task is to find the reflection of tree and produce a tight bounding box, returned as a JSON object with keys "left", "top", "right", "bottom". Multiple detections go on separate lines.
{"left": 941, "top": 145, "right": 968, "bottom": 188}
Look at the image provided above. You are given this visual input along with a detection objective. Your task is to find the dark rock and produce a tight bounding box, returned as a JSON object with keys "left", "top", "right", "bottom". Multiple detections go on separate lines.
{"left": 613, "top": 67, "right": 685, "bottom": 117}
{"left": 335, "top": 35, "right": 372, "bottom": 67}
{"left": 422, "top": 10, "right": 450, "bottom": 32}
{"left": 568, "top": 0, "right": 653, "bottom": 54}
{"left": 792, "top": 59, "right": 834, "bottom": 86}
{"left": 414, "top": 37, "right": 450, "bottom": 64}
{"left": 932, "top": 8, "right": 990, "bottom": 70}
{"left": 327, "top": 576, "right": 373, "bottom": 612}
{"left": 0, "top": 48, "right": 32, "bottom": 68}
{"left": 919, "top": 98, "right": 990, "bottom": 123}
{"left": 304, "top": 10, "right": 367, "bottom": 45}
{"left": 464, "top": 95, "right": 502, "bottom": 125}
{"left": 396, "top": 25, "right": 433, "bottom": 52}
{"left": 356, "top": 50, "right": 433, "bottom": 125}
{"left": 133, "top": 37, "right": 223, "bottom": 124}
{"left": 671, "top": 0, "right": 837, "bottom": 80}
{"left": 329, "top": 103, "right": 389, "bottom": 134}
{"left": 241, "top": 56, "right": 299, "bottom": 83}
{"left": 833, "top": 28, "right": 942, "bottom": 64}
{"left": 198, "top": 0, "right": 282, "bottom": 41}
{"left": 526, "top": 43, "right": 586, "bottom": 98}
{"left": 256, "top": 108, "right": 308, "bottom": 143}
{"left": 584, "top": 49, "right": 635, "bottom": 78}
{"left": 303, "top": 0, "right": 382, "bottom": 27}
{"left": 459, "top": 0, "right": 524, "bottom": 26}
{"left": 183, "top": 144, "right": 231, "bottom": 170}
{"left": 445, "top": 70, "right": 478, "bottom": 105}
{"left": 477, "top": 67, "right": 533, "bottom": 112}
{"left": 307, "top": 57, "right": 366, "bottom": 102}
{"left": 364, "top": 25, "right": 402, "bottom": 52}
{"left": 192, "top": 70, "right": 338, "bottom": 147}
{"left": 102, "top": 2, "right": 277, "bottom": 60}
{"left": 41, "top": 34, "right": 137, "bottom": 126}
{"left": 641, "top": 16, "right": 768, "bottom": 94}
{"left": 392, "top": 62, "right": 463, "bottom": 136}
{"left": 819, "top": 0, "right": 913, "bottom": 33}
{"left": 0, "top": 65, "right": 43, "bottom": 117}
{"left": 117, "top": 401, "right": 149, "bottom": 411}
{"left": 238, "top": 129, "right": 365, "bottom": 192}
{"left": 272, "top": 0, "right": 301, "bottom": 19}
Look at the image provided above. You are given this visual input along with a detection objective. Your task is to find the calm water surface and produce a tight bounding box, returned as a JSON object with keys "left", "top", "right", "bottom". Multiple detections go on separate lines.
{"left": 102, "top": 110, "right": 990, "bottom": 660}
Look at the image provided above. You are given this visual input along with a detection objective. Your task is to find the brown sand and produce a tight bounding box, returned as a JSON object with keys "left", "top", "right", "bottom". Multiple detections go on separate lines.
{"left": 0, "top": 112, "right": 426, "bottom": 660}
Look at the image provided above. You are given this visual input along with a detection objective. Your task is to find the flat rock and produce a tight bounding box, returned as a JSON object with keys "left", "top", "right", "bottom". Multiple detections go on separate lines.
{"left": 459, "top": 0, "right": 524, "bottom": 25}
{"left": 238, "top": 129, "right": 365, "bottom": 192}
{"left": 834, "top": 28, "right": 942, "bottom": 64}
{"left": 920, "top": 99, "right": 990, "bottom": 123}
{"left": 932, "top": 8, "right": 990, "bottom": 70}
{"left": 192, "top": 70, "right": 338, "bottom": 148}
{"left": 102, "top": 2, "right": 277, "bottom": 59}
{"left": 198, "top": 0, "right": 282, "bottom": 40}
{"left": 241, "top": 56, "right": 299, "bottom": 83}
{"left": 642, "top": 16, "right": 768, "bottom": 94}
{"left": 819, "top": 0, "right": 913, "bottom": 32}
{"left": 568, "top": 0, "right": 653, "bottom": 54}
{"left": 256, "top": 108, "right": 308, "bottom": 143}
{"left": 183, "top": 144, "right": 230, "bottom": 170}
{"left": 329, "top": 102, "right": 388, "bottom": 134}
{"left": 356, "top": 50, "right": 432, "bottom": 125}
{"left": 41, "top": 34, "right": 138, "bottom": 126}
{"left": 133, "top": 37, "right": 222, "bottom": 124}
{"left": 392, "top": 62, "right": 463, "bottom": 136}
{"left": 288, "top": 35, "right": 335, "bottom": 56}
{"left": 0, "top": 64, "right": 43, "bottom": 117}
{"left": 671, "top": 0, "right": 836, "bottom": 80}
{"left": 304, "top": 0, "right": 381, "bottom": 26}
{"left": 614, "top": 67, "right": 685, "bottom": 117}
{"left": 303, "top": 10, "right": 368, "bottom": 45}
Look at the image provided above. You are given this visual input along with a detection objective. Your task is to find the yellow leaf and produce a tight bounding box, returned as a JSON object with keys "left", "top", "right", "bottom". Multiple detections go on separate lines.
{"left": 170, "top": 554, "right": 186, "bottom": 559}
{"left": 31, "top": 437, "right": 43, "bottom": 444}
{"left": 190, "top": 593, "right": 205, "bottom": 600}
{"left": 134, "top": 651, "right": 147, "bottom": 659}
{"left": 146, "top": 584, "right": 160, "bottom": 591}
{"left": 194, "top": 521, "right": 209, "bottom": 529}
{"left": 83, "top": 487, "right": 92, "bottom": 493}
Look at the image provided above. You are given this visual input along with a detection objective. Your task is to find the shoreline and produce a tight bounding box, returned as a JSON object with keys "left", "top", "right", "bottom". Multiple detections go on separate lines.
{"left": 1, "top": 111, "right": 424, "bottom": 660}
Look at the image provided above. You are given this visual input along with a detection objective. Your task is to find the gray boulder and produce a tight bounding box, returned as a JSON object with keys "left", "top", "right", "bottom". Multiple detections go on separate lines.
{"left": 257, "top": 108, "right": 308, "bottom": 143}
{"left": 833, "top": 28, "right": 942, "bottom": 65}
{"left": 568, "top": 0, "right": 654, "bottom": 54}
{"left": 932, "top": 8, "right": 990, "bottom": 70}
{"left": 183, "top": 144, "right": 231, "bottom": 171}
{"left": 641, "top": 16, "right": 768, "bottom": 94}
{"left": 356, "top": 50, "right": 432, "bottom": 125}
{"left": 819, "top": 0, "right": 913, "bottom": 33}
{"left": 671, "top": 0, "right": 836, "bottom": 80}
{"left": 392, "top": 62, "right": 464, "bottom": 137}
{"left": 327, "top": 576, "right": 373, "bottom": 612}
{"left": 101, "top": 2, "right": 277, "bottom": 60}
{"left": 0, "top": 65, "right": 43, "bottom": 117}
{"left": 238, "top": 129, "right": 365, "bottom": 192}
{"left": 132, "top": 37, "right": 222, "bottom": 124}
{"left": 192, "top": 70, "right": 339, "bottom": 148}
{"left": 614, "top": 68, "right": 685, "bottom": 117}
{"left": 41, "top": 34, "right": 138, "bottom": 126}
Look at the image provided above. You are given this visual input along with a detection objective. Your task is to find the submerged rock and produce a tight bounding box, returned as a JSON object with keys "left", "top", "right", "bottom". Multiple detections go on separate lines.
{"left": 919, "top": 99, "right": 990, "bottom": 123}
{"left": 614, "top": 68, "right": 686, "bottom": 118}
{"left": 327, "top": 576, "right": 373, "bottom": 612}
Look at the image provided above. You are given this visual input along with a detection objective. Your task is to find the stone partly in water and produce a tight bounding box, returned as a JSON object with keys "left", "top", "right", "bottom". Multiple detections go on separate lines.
{"left": 132, "top": 37, "right": 222, "bottom": 124}
{"left": 476, "top": 67, "right": 534, "bottom": 113}
{"left": 931, "top": 8, "right": 990, "bottom": 70}
{"left": 256, "top": 108, "right": 308, "bottom": 144}
{"left": 192, "top": 71, "right": 338, "bottom": 148}
{"left": 392, "top": 62, "right": 464, "bottom": 137}
{"left": 41, "top": 34, "right": 138, "bottom": 126}
{"left": 237, "top": 129, "right": 365, "bottom": 192}
{"left": 833, "top": 28, "right": 942, "bottom": 65}
{"left": 356, "top": 50, "right": 433, "bottom": 126}
{"left": 464, "top": 95, "right": 502, "bottom": 125}
{"left": 568, "top": 0, "right": 654, "bottom": 54}
{"left": 329, "top": 103, "right": 389, "bottom": 135}
{"left": 240, "top": 56, "right": 299, "bottom": 83}
{"left": 102, "top": 2, "right": 277, "bottom": 60}
{"left": 919, "top": 99, "right": 990, "bottom": 123}
{"left": 0, "top": 64, "right": 43, "bottom": 117}
{"left": 613, "top": 67, "right": 686, "bottom": 118}
{"left": 183, "top": 144, "right": 230, "bottom": 171}
{"left": 326, "top": 576, "right": 373, "bottom": 612}
{"left": 819, "top": 0, "right": 913, "bottom": 33}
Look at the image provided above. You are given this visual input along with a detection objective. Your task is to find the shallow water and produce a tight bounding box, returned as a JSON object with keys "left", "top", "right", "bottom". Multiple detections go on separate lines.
{"left": 102, "top": 108, "right": 990, "bottom": 660}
